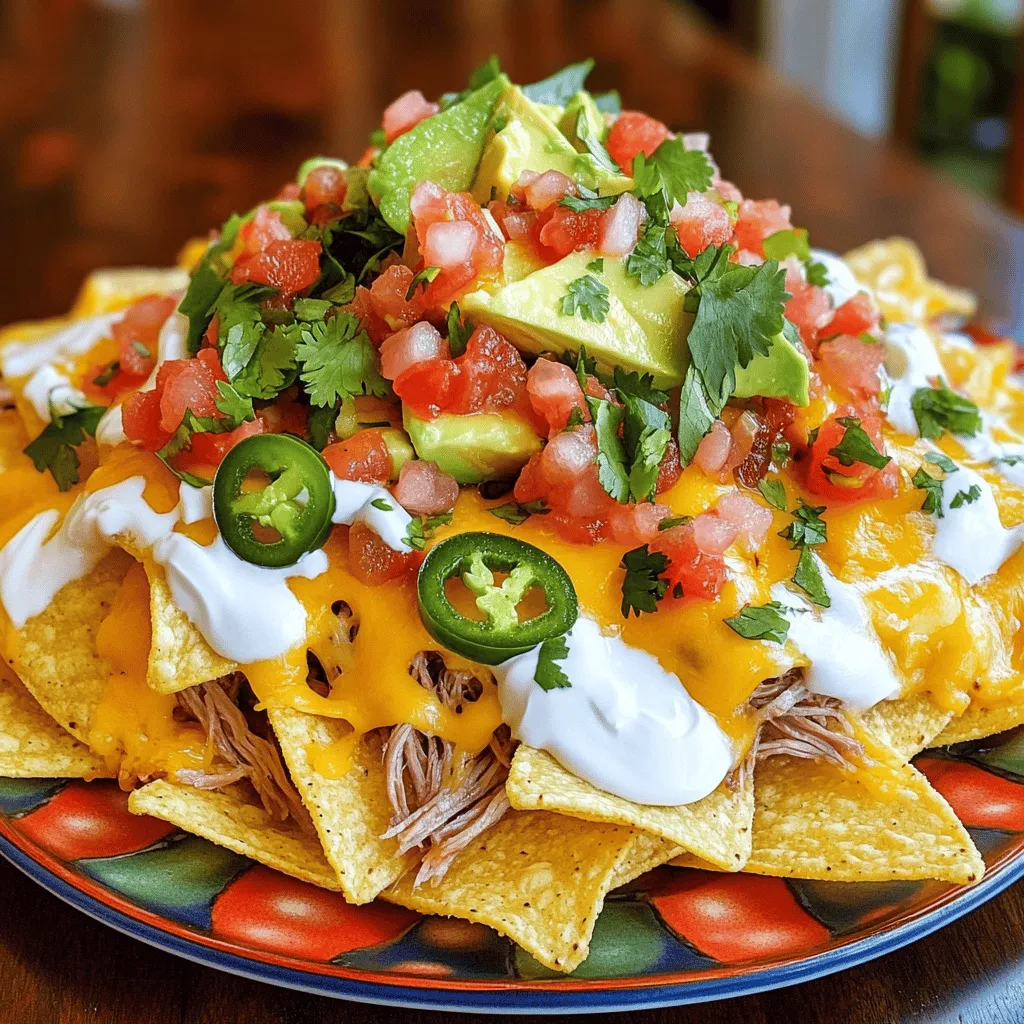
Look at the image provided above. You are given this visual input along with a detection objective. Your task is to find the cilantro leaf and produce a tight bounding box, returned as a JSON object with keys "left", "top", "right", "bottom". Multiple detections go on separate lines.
{"left": 92, "top": 360, "right": 119, "bottom": 387}
{"left": 993, "top": 453, "right": 1024, "bottom": 467}
{"left": 296, "top": 312, "right": 388, "bottom": 407}
{"left": 613, "top": 367, "right": 669, "bottom": 408}
{"left": 446, "top": 301, "right": 474, "bottom": 358}
{"left": 561, "top": 274, "right": 610, "bottom": 323}
{"left": 724, "top": 602, "right": 790, "bottom": 643}
{"left": 232, "top": 325, "right": 299, "bottom": 400}
{"left": 806, "top": 260, "right": 830, "bottom": 287}
{"left": 319, "top": 273, "right": 356, "bottom": 305}
{"left": 628, "top": 427, "right": 671, "bottom": 503}
{"left": 772, "top": 440, "right": 792, "bottom": 468}
{"left": 925, "top": 451, "right": 959, "bottom": 473}
{"left": 405, "top": 266, "right": 440, "bottom": 301}
{"left": 793, "top": 548, "right": 830, "bottom": 607}
{"left": 405, "top": 511, "right": 453, "bottom": 551}
{"left": 522, "top": 59, "right": 594, "bottom": 105}
{"left": 828, "top": 416, "right": 892, "bottom": 470}
{"left": 533, "top": 634, "right": 572, "bottom": 690}
{"left": 632, "top": 137, "right": 713, "bottom": 214}
{"left": 593, "top": 90, "right": 621, "bottom": 114}
{"left": 214, "top": 380, "right": 255, "bottom": 428}
{"left": 762, "top": 228, "right": 811, "bottom": 263}
{"left": 658, "top": 515, "right": 692, "bottom": 530}
{"left": 757, "top": 477, "right": 788, "bottom": 511}
{"left": 587, "top": 257, "right": 605, "bottom": 273}
{"left": 911, "top": 381, "right": 982, "bottom": 439}
{"left": 307, "top": 403, "right": 336, "bottom": 451}
{"left": 560, "top": 189, "right": 617, "bottom": 214}
{"left": 619, "top": 544, "right": 670, "bottom": 618}
{"left": 624, "top": 225, "right": 669, "bottom": 287}
{"left": 488, "top": 500, "right": 550, "bottom": 526}
{"left": 293, "top": 298, "right": 332, "bottom": 322}
{"left": 779, "top": 500, "right": 827, "bottom": 548}
{"left": 575, "top": 110, "right": 619, "bottom": 173}
{"left": 589, "top": 398, "right": 629, "bottom": 502}
{"left": 178, "top": 213, "right": 242, "bottom": 354}
{"left": 950, "top": 483, "right": 982, "bottom": 509}
{"left": 23, "top": 405, "right": 105, "bottom": 491}
{"left": 676, "top": 364, "right": 716, "bottom": 465}
{"left": 912, "top": 466, "right": 945, "bottom": 517}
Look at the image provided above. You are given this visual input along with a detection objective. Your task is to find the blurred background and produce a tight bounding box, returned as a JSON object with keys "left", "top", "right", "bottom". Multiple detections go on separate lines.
{"left": 1, "top": 0, "right": 1022, "bottom": 333}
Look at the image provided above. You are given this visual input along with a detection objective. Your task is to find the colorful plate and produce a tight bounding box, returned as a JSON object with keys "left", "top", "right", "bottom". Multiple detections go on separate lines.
{"left": 3, "top": 738, "right": 1024, "bottom": 1013}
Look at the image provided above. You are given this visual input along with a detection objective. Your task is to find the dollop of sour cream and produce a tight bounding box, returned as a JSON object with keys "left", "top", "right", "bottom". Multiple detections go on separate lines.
{"left": 493, "top": 616, "right": 733, "bottom": 806}
{"left": 770, "top": 558, "right": 901, "bottom": 711}
{"left": 881, "top": 322, "right": 945, "bottom": 436}
{"left": 330, "top": 476, "right": 413, "bottom": 552}
{"left": 0, "top": 476, "right": 326, "bottom": 661}
{"left": 809, "top": 249, "right": 864, "bottom": 309}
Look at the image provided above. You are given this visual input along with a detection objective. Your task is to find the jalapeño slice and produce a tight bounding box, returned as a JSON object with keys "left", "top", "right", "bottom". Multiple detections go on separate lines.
{"left": 213, "top": 433, "right": 335, "bottom": 568}
{"left": 417, "top": 532, "right": 578, "bottom": 665}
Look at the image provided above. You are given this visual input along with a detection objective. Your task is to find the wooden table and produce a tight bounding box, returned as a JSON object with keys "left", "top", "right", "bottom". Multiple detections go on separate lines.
{"left": 2, "top": 2, "right": 1024, "bottom": 1021}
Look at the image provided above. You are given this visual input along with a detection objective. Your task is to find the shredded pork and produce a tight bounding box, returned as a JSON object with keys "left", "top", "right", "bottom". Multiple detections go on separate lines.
{"left": 381, "top": 652, "right": 513, "bottom": 886}
{"left": 731, "top": 669, "right": 868, "bottom": 789}
{"left": 175, "top": 674, "right": 306, "bottom": 823}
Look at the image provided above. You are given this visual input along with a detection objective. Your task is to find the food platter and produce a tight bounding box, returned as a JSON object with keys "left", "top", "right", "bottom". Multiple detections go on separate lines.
{"left": 3, "top": 737, "right": 1024, "bottom": 1012}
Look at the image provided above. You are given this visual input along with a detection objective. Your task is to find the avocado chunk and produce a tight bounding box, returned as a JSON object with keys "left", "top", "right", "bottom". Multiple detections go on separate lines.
{"left": 461, "top": 251, "right": 692, "bottom": 386}
{"left": 502, "top": 240, "right": 546, "bottom": 285}
{"left": 732, "top": 322, "right": 810, "bottom": 405}
{"left": 368, "top": 74, "right": 509, "bottom": 235}
{"left": 404, "top": 409, "right": 542, "bottom": 484}
{"left": 559, "top": 91, "right": 606, "bottom": 150}
{"left": 471, "top": 86, "right": 632, "bottom": 204}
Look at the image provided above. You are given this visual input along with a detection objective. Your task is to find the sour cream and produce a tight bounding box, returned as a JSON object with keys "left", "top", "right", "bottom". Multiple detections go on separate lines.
{"left": 880, "top": 322, "right": 945, "bottom": 435}
{"left": 770, "top": 559, "right": 901, "bottom": 711}
{"left": 929, "top": 461, "right": 1024, "bottom": 585}
{"left": 0, "top": 476, "right": 327, "bottom": 661}
{"left": 809, "top": 249, "right": 864, "bottom": 309}
{"left": 493, "top": 616, "right": 733, "bottom": 806}
{"left": 330, "top": 476, "right": 413, "bottom": 552}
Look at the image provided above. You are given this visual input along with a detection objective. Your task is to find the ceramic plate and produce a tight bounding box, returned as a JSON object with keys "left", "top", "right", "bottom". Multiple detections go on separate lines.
{"left": 3, "top": 737, "right": 1024, "bottom": 1013}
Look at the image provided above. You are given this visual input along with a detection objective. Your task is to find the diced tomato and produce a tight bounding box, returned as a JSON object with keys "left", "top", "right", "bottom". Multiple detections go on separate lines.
{"left": 113, "top": 295, "right": 176, "bottom": 377}
{"left": 409, "top": 182, "right": 503, "bottom": 305}
{"left": 649, "top": 521, "right": 728, "bottom": 601}
{"left": 721, "top": 411, "right": 760, "bottom": 477}
{"left": 344, "top": 285, "right": 391, "bottom": 346}
{"left": 382, "top": 90, "right": 439, "bottom": 143}
{"left": 606, "top": 112, "right": 672, "bottom": 172}
{"left": 806, "top": 409, "right": 898, "bottom": 502}
{"left": 302, "top": 165, "right": 347, "bottom": 218}
{"left": 379, "top": 322, "right": 447, "bottom": 381}
{"left": 714, "top": 179, "right": 744, "bottom": 203}
{"left": 175, "top": 417, "right": 265, "bottom": 477}
{"left": 537, "top": 206, "right": 603, "bottom": 260}
{"left": 715, "top": 490, "right": 773, "bottom": 553}
{"left": 526, "top": 357, "right": 588, "bottom": 434}
{"left": 241, "top": 206, "right": 292, "bottom": 255}
{"left": 820, "top": 293, "right": 880, "bottom": 339}
{"left": 785, "top": 278, "right": 831, "bottom": 345}
{"left": 656, "top": 437, "right": 683, "bottom": 493}
{"left": 517, "top": 170, "right": 576, "bottom": 210}
{"left": 323, "top": 429, "right": 394, "bottom": 485}
{"left": 694, "top": 419, "right": 733, "bottom": 476}
{"left": 348, "top": 521, "right": 418, "bottom": 585}
{"left": 121, "top": 389, "right": 167, "bottom": 449}
{"left": 393, "top": 460, "right": 459, "bottom": 515}
{"left": 733, "top": 199, "right": 792, "bottom": 259}
{"left": 671, "top": 192, "right": 732, "bottom": 258}
{"left": 816, "top": 334, "right": 885, "bottom": 402}
{"left": 230, "top": 239, "right": 322, "bottom": 296}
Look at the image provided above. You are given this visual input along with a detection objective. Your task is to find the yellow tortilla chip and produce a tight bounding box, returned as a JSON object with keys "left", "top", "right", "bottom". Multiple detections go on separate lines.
{"left": 0, "top": 662, "right": 107, "bottom": 778}
{"left": 129, "top": 779, "right": 341, "bottom": 890}
{"left": 610, "top": 832, "right": 682, "bottom": 888}
{"left": 859, "top": 695, "right": 954, "bottom": 762}
{"left": 70, "top": 267, "right": 189, "bottom": 318}
{"left": 6, "top": 549, "right": 133, "bottom": 744}
{"left": 743, "top": 754, "right": 982, "bottom": 884}
{"left": 506, "top": 745, "right": 752, "bottom": 871}
{"left": 269, "top": 708, "right": 415, "bottom": 903}
{"left": 933, "top": 702, "right": 1024, "bottom": 746}
{"left": 144, "top": 560, "right": 235, "bottom": 694}
{"left": 384, "top": 809, "right": 650, "bottom": 973}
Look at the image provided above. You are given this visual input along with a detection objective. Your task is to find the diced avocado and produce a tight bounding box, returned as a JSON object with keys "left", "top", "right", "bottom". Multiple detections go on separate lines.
{"left": 461, "top": 251, "right": 692, "bottom": 386}
{"left": 559, "top": 91, "right": 605, "bottom": 150}
{"left": 295, "top": 156, "right": 347, "bottom": 186}
{"left": 404, "top": 409, "right": 542, "bottom": 484}
{"left": 732, "top": 322, "right": 810, "bottom": 406}
{"left": 368, "top": 75, "right": 510, "bottom": 235}
{"left": 502, "top": 241, "right": 546, "bottom": 285}
{"left": 380, "top": 428, "right": 415, "bottom": 479}
{"left": 471, "top": 86, "right": 632, "bottom": 204}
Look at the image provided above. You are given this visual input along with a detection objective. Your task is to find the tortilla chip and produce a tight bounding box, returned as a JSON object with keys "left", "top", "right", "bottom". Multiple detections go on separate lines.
{"left": 268, "top": 708, "right": 414, "bottom": 903}
{"left": 7, "top": 549, "right": 133, "bottom": 744}
{"left": 384, "top": 809, "right": 648, "bottom": 973}
{"left": 70, "top": 267, "right": 190, "bottom": 318}
{"left": 933, "top": 703, "right": 1024, "bottom": 746}
{"left": 128, "top": 779, "right": 341, "bottom": 890}
{"left": 742, "top": 754, "right": 983, "bottom": 884}
{"left": 144, "top": 560, "right": 235, "bottom": 694}
{"left": 859, "top": 694, "right": 954, "bottom": 762}
{"left": 506, "top": 745, "right": 752, "bottom": 872}
{"left": 609, "top": 832, "right": 682, "bottom": 888}
{"left": 0, "top": 663, "right": 108, "bottom": 778}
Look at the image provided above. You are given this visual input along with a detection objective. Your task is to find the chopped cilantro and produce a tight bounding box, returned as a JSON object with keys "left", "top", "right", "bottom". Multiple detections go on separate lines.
{"left": 911, "top": 381, "right": 982, "bottom": 439}
{"left": 522, "top": 59, "right": 594, "bottom": 105}
{"left": 792, "top": 548, "right": 830, "bottom": 608}
{"left": 91, "top": 360, "right": 119, "bottom": 387}
{"left": 658, "top": 515, "right": 693, "bottom": 531}
{"left": 561, "top": 274, "right": 610, "bottom": 323}
{"left": 624, "top": 225, "right": 669, "bottom": 286}
{"left": 757, "top": 477, "right": 788, "bottom": 511}
{"left": 631, "top": 138, "right": 713, "bottom": 212}
{"left": 925, "top": 451, "right": 959, "bottom": 473}
{"left": 534, "top": 634, "right": 572, "bottom": 690}
{"left": 593, "top": 90, "right": 621, "bottom": 114}
{"left": 231, "top": 325, "right": 299, "bottom": 400}
{"left": 319, "top": 274, "right": 356, "bottom": 305}
{"left": 488, "top": 500, "right": 550, "bottom": 527}
{"left": 296, "top": 312, "right": 389, "bottom": 407}
{"left": 587, "top": 257, "right": 605, "bottom": 273}
{"left": 293, "top": 298, "right": 333, "bottom": 322}
{"left": 438, "top": 55, "right": 503, "bottom": 109}
{"left": 23, "top": 405, "right": 105, "bottom": 491}
{"left": 950, "top": 484, "right": 982, "bottom": 509}
{"left": 560, "top": 188, "right": 617, "bottom": 213}
{"left": 828, "top": 416, "right": 891, "bottom": 470}
{"left": 565, "top": 407, "right": 585, "bottom": 428}
{"left": 370, "top": 498, "right": 393, "bottom": 512}
{"left": 213, "top": 380, "right": 255, "bottom": 428}
{"left": 405, "top": 266, "right": 440, "bottom": 301}
{"left": 405, "top": 512, "right": 453, "bottom": 551}
{"left": 724, "top": 602, "right": 790, "bottom": 643}
{"left": 912, "top": 466, "right": 945, "bottom": 517}
{"left": 772, "top": 439, "right": 792, "bottom": 468}
{"left": 993, "top": 453, "right": 1024, "bottom": 467}
{"left": 779, "top": 500, "right": 827, "bottom": 548}
{"left": 131, "top": 340, "right": 151, "bottom": 359}
{"left": 575, "top": 109, "right": 619, "bottom": 173}
{"left": 762, "top": 228, "right": 811, "bottom": 263}
{"left": 589, "top": 398, "right": 629, "bottom": 502}
{"left": 619, "top": 544, "right": 670, "bottom": 618}
{"left": 806, "top": 260, "right": 830, "bottom": 287}
{"left": 178, "top": 212, "right": 242, "bottom": 354}
{"left": 307, "top": 403, "right": 336, "bottom": 451}
{"left": 446, "top": 301, "right": 474, "bottom": 358}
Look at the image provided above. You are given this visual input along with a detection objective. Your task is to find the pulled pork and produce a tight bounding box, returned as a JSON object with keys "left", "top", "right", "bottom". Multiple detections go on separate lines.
{"left": 731, "top": 669, "right": 868, "bottom": 789}
{"left": 381, "top": 652, "right": 513, "bottom": 886}
{"left": 175, "top": 674, "right": 306, "bottom": 823}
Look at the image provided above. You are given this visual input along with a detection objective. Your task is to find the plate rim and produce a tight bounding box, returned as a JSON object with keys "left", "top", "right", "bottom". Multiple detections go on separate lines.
{"left": 1, "top": 823, "right": 1021, "bottom": 1013}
